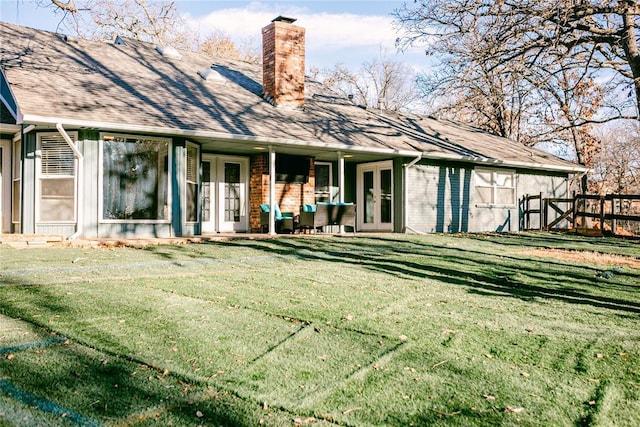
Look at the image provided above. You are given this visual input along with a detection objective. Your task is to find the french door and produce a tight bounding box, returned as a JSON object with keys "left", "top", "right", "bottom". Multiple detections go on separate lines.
{"left": 357, "top": 161, "right": 393, "bottom": 231}
{"left": 201, "top": 155, "right": 248, "bottom": 233}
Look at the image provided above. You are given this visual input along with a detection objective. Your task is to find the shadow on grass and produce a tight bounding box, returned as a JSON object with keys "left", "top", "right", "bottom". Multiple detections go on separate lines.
{"left": 0, "top": 275, "right": 265, "bottom": 427}
{"left": 223, "top": 236, "right": 640, "bottom": 315}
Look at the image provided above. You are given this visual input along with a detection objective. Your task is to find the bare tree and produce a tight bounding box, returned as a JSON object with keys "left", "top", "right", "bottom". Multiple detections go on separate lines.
{"left": 318, "top": 50, "right": 419, "bottom": 112}
{"left": 394, "top": 0, "right": 640, "bottom": 119}
{"left": 38, "top": 0, "right": 258, "bottom": 60}
{"left": 591, "top": 121, "right": 640, "bottom": 194}
{"left": 197, "top": 30, "right": 260, "bottom": 63}
{"left": 394, "top": 0, "right": 639, "bottom": 191}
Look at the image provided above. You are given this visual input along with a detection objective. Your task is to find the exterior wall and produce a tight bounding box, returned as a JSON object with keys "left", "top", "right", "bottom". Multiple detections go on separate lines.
{"left": 249, "top": 153, "right": 315, "bottom": 232}
{"left": 20, "top": 131, "right": 36, "bottom": 234}
{"left": 406, "top": 160, "right": 570, "bottom": 233}
{"left": 406, "top": 161, "right": 473, "bottom": 233}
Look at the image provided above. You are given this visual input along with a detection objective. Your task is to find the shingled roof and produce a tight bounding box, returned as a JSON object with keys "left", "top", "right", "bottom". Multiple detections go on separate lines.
{"left": 0, "top": 21, "right": 585, "bottom": 172}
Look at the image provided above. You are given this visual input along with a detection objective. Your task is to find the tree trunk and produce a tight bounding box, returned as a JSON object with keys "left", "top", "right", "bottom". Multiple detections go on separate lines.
{"left": 622, "top": 1, "right": 640, "bottom": 118}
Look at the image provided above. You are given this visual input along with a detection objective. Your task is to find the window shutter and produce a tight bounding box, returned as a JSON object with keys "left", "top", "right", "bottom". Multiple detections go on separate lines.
{"left": 40, "top": 135, "right": 75, "bottom": 176}
{"left": 186, "top": 146, "right": 198, "bottom": 182}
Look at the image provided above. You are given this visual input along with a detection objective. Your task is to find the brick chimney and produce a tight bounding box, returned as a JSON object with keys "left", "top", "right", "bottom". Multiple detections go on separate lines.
{"left": 262, "top": 16, "right": 305, "bottom": 108}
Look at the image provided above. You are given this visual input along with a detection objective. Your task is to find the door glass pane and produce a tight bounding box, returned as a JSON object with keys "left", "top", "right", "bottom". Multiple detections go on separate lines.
{"left": 315, "top": 164, "right": 330, "bottom": 202}
{"left": 224, "top": 163, "right": 241, "bottom": 222}
{"left": 363, "top": 170, "right": 374, "bottom": 224}
{"left": 202, "top": 162, "right": 210, "bottom": 222}
{"left": 380, "top": 168, "right": 392, "bottom": 223}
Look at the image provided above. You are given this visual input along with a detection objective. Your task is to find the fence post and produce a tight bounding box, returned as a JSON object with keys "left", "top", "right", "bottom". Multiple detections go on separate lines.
{"left": 600, "top": 196, "right": 605, "bottom": 233}
{"left": 539, "top": 192, "right": 543, "bottom": 230}
{"left": 572, "top": 193, "right": 578, "bottom": 230}
{"left": 611, "top": 195, "right": 617, "bottom": 235}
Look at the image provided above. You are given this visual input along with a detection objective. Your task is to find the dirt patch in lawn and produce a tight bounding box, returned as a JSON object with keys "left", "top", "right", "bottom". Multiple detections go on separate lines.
{"left": 524, "top": 249, "right": 640, "bottom": 269}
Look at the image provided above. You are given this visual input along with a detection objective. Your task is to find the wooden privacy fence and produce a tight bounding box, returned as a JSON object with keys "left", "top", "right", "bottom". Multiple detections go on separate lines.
{"left": 523, "top": 193, "right": 640, "bottom": 236}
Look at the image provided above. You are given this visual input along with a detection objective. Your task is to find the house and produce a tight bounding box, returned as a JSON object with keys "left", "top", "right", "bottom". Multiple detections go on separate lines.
{"left": 0, "top": 18, "right": 586, "bottom": 239}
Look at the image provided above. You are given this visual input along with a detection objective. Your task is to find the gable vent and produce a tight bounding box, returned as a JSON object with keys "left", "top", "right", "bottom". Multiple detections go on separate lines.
{"left": 156, "top": 45, "right": 181, "bottom": 59}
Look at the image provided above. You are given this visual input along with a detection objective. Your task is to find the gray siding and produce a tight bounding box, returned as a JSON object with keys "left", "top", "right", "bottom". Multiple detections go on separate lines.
{"left": 21, "top": 131, "right": 36, "bottom": 233}
{"left": 80, "top": 130, "right": 100, "bottom": 239}
{"left": 406, "top": 161, "right": 473, "bottom": 233}
{"left": 406, "top": 161, "right": 569, "bottom": 233}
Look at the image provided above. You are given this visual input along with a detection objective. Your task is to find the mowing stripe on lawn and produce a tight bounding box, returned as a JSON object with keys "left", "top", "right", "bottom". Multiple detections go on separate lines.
{"left": 0, "top": 336, "right": 68, "bottom": 355}
{"left": 0, "top": 254, "right": 282, "bottom": 279}
{"left": 0, "top": 379, "right": 99, "bottom": 427}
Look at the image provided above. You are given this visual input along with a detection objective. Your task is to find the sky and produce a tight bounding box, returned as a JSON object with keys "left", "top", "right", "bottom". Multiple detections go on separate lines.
{"left": 0, "top": 0, "right": 431, "bottom": 72}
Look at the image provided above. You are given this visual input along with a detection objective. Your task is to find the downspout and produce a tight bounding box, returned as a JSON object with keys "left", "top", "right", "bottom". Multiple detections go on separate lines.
{"left": 403, "top": 154, "right": 423, "bottom": 234}
{"left": 56, "top": 123, "right": 83, "bottom": 240}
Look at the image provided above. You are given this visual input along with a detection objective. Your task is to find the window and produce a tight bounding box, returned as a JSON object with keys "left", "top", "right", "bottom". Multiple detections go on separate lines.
{"left": 12, "top": 140, "right": 20, "bottom": 224}
{"left": 475, "top": 168, "right": 515, "bottom": 206}
{"left": 102, "top": 135, "right": 170, "bottom": 221}
{"left": 38, "top": 133, "right": 77, "bottom": 222}
{"left": 314, "top": 162, "right": 332, "bottom": 202}
{"left": 185, "top": 143, "right": 199, "bottom": 223}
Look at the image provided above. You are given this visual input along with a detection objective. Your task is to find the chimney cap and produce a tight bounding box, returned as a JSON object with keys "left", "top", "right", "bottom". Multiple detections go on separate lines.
{"left": 272, "top": 16, "right": 297, "bottom": 24}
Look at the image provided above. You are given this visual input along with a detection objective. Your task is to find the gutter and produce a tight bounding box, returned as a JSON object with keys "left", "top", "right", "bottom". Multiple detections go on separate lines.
{"left": 402, "top": 154, "right": 422, "bottom": 233}
{"left": 55, "top": 123, "right": 83, "bottom": 240}
{"left": 23, "top": 115, "right": 586, "bottom": 173}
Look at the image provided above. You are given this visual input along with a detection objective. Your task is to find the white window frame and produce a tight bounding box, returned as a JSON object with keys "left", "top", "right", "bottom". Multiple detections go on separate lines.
{"left": 314, "top": 161, "right": 333, "bottom": 202}
{"left": 185, "top": 141, "right": 200, "bottom": 224}
{"left": 474, "top": 168, "right": 516, "bottom": 207}
{"left": 11, "top": 139, "right": 21, "bottom": 224}
{"left": 36, "top": 132, "right": 78, "bottom": 223}
{"left": 98, "top": 133, "right": 172, "bottom": 224}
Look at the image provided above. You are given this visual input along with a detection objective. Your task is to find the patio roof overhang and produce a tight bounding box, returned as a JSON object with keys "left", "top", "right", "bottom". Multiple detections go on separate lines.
{"left": 20, "top": 114, "right": 423, "bottom": 163}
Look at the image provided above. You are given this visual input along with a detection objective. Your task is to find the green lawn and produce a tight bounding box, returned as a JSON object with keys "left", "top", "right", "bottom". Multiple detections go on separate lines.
{"left": 1, "top": 232, "right": 639, "bottom": 426}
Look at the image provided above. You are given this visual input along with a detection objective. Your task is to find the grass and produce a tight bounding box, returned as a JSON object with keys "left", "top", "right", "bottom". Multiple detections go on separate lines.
{"left": 0, "top": 232, "right": 639, "bottom": 426}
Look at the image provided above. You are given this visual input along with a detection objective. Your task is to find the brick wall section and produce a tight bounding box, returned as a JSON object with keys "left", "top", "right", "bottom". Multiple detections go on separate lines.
{"left": 249, "top": 154, "right": 316, "bottom": 232}
{"left": 261, "top": 20, "right": 305, "bottom": 108}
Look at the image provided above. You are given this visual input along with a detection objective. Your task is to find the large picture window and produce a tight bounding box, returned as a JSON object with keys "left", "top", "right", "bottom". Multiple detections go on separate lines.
{"left": 38, "top": 133, "right": 77, "bottom": 222}
{"left": 102, "top": 135, "right": 169, "bottom": 220}
{"left": 475, "top": 168, "right": 516, "bottom": 206}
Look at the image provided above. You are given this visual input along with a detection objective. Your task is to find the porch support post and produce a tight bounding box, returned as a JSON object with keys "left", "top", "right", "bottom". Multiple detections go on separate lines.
{"left": 268, "top": 145, "right": 276, "bottom": 235}
{"left": 337, "top": 151, "right": 345, "bottom": 203}
{"left": 337, "top": 151, "right": 345, "bottom": 233}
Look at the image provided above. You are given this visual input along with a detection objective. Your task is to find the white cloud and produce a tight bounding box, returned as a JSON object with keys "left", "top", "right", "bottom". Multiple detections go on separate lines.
{"left": 183, "top": 1, "right": 403, "bottom": 68}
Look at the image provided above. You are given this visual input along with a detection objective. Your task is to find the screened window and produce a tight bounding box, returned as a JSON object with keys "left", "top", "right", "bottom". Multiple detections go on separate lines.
{"left": 38, "top": 134, "right": 77, "bottom": 222}
{"left": 102, "top": 135, "right": 169, "bottom": 220}
{"left": 475, "top": 168, "right": 515, "bottom": 206}
{"left": 185, "top": 143, "right": 199, "bottom": 223}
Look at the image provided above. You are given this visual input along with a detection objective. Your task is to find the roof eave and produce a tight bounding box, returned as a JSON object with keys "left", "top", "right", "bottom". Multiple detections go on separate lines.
{"left": 21, "top": 114, "right": 423, "bottom": 158}
{"left": 421, "top": 151, "right": 587, "bottom": 174}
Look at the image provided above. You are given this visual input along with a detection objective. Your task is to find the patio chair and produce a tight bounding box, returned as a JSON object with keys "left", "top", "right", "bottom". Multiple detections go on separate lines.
{"left": 299, "top": 204, "right": 318, "bottom": 233}
{"left": 260, "top": 203, "right": 294, "bottom": 233}
{"left": 299, "top": 202, "right": 356, "bottom": 233}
